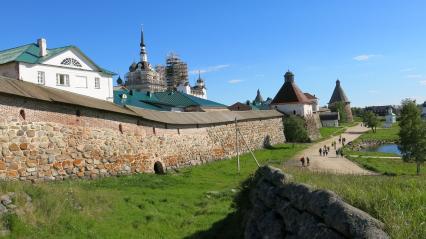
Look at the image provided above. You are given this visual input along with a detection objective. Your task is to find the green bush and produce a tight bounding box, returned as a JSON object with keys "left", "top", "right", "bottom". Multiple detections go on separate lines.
{"left": 283, "top": 115, "right": 310, "bottom": 143}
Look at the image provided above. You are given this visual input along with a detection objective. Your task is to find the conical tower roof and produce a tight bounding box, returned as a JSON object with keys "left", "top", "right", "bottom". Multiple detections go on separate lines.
{"left": 271, "top": 71, "right": 310, "bottom": 104}
{"left": 254, "top": 89, "right": 264, "bottom": 104}
{"left": 329, "top": 79, "right": 349, "bottom": 104}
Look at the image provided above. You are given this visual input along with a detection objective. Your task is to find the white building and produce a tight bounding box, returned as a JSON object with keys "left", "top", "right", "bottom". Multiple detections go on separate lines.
{"left": 384, "top": 107, "right": 397, "bottom": 127}
{"left": 176, "top": 72, "right": 207, "bottom": 99}
{"left": 270, "top": 71, "right": 314, "bottom": 117}
{"left": 0, "top": 38, "right": 115, "bottom": 101}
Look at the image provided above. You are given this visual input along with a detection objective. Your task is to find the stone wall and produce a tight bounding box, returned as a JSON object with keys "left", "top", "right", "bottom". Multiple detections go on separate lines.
{"left": 244, "top": 166, "right": 389, "bottom": 239}
{"left": 305, "top": 113, "right": 321, "bottom": 141}
{"left": 0, "top": 94, "right": 285, "bottom": 182}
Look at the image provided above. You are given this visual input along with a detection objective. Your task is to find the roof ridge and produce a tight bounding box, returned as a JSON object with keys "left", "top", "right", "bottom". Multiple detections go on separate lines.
{"left": 0, "top": 43, "right": 35, "bottom": 54}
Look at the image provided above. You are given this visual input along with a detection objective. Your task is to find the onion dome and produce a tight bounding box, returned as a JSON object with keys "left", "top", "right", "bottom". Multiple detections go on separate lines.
{"left": 129, "top": 62, "right": 137, "bottom": 72}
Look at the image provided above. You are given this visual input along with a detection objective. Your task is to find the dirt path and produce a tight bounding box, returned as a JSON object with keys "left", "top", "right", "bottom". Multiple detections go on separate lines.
{"left": 284, "top": 124, "right": 376, "bottom": 175}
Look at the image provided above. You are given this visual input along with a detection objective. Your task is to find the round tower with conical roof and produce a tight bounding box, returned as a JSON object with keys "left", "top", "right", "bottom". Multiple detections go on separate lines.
{"left": 328, "top": 79, "right": 353, "bottom": 122}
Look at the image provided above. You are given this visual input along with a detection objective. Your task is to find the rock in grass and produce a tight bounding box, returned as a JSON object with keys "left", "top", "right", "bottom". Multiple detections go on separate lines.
{"left": 0, "top": 195, "right": 12, "bottom": 206}
{"left": 0, "top": 204, "right": 8, "bottom": 214}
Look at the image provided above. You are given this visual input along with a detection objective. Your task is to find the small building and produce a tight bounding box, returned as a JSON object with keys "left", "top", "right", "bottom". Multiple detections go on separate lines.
{"left": 384, "top": 107, "right": 396, "bottom": 128}
{"left": 270, "top": 71, "right": 313, "bottom": 117}
{"left": 319, "top": 112, "right": 340, "bottom": 127}
{"left": 0, "top": 38, "right": 115, "bottom": 101}
{"left": 364, "top": 105, "right": 398, "bottom": 117}
{"left": 228, "top": 102, "right": 253, "bottom": 111}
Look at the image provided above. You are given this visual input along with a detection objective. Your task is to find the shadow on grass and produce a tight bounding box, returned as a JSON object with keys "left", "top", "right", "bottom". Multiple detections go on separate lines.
{"left": 184, "top": 177, "right": 254, "bottom": 239}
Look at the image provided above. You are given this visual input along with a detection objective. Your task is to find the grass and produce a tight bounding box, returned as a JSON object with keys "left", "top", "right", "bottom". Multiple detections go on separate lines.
{"left": 0, "top": 144, "right": 306, "bottom": 239}
{"left": 319, "top": 126, "right": 345, "bottom": 139}
{"left": 0, "top": 135, "right": 424, "bottom": 239}
{"left": 286, "top": 168, "right": 426, "bottom": 239}
{"left": 355, "top": 124, "right": 400, "bottom": 143}
{"left": 348, "top": 155, "right": 423, "bottom": 176}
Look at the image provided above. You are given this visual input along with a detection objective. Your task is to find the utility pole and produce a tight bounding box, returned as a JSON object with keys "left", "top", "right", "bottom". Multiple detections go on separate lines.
{"left": 235, "top": 117, "right": 240, "bottom": 174}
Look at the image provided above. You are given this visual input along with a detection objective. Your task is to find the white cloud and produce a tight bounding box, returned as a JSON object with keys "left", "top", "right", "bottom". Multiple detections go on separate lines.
{"left": 406, "top": 74, "right": 423, "bottom": 79}
{"left": 353, "top": 54, "right": 380, "bottom": 61}
{"left": 400, "top": 67, "right": 415, "bottom": 72}
{"left": 189, "top": 64, "right": 230, "bottom": 75}
{"left": 228, "top": 79, "right": 243, "bottom": 84}
{"left": 419, "top": 80, "right": 426, "bottom": 86}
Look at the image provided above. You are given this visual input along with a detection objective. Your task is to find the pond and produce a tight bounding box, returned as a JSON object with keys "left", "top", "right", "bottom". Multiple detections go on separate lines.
{"left": 360, "top": 144, "right": 402, "bottom": 155}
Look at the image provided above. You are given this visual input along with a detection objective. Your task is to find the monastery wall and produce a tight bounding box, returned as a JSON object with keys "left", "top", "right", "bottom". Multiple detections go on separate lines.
{"left": 0, "top": 94, "right": 285, "bottom": 182}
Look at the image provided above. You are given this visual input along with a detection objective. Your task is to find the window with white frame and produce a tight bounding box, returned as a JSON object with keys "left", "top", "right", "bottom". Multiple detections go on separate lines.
{"left": 56, "top": 74, "right": 70, "bottom": 86}
{"left": 94, "top": 77, "right": 100, "bottom": 89}
{"left": 37, "top": 71, "right": 45, "bottom": 85}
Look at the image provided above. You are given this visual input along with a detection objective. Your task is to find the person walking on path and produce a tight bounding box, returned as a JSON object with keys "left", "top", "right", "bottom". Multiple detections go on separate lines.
{"left": 300, "top": 157, "right": 305, "bottom": 167}
{"left": 306, "top": 157, "right": 310, "bottom": 166}
{"left": 319, "top": 148, "right": 322, "bottom": 156}
{"left": 336, "top": 148, "right": 339, "bottom": 157}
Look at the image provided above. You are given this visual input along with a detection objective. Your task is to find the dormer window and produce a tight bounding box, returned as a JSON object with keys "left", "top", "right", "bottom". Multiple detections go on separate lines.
{"left": 61, "top": 58, "right": 82, "bottom": 67}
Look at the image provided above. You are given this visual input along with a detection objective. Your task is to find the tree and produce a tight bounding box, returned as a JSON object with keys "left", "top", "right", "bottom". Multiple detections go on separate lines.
{"left": 362, "top": 111, "right": 380, "bottom": 133}
{"left": 332, "top": 101, "right": 347, "bottom": 123}
{"left": 283, "top": 115, "right": 310, "bottom": 143}
{"left": 398, "top": 99, "right": 426, "bottom": 175}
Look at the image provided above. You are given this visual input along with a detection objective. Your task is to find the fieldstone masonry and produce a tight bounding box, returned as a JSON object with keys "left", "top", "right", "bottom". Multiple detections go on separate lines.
{"left": 0, "top": 95, "right": 285, "bottom": 182}
{"left": 244, "top": 166, "right": 389, "bottom": 239}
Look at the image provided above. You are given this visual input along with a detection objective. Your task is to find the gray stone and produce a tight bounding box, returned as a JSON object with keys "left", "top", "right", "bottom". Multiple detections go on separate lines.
{"left": 48, "top": 155, "right": 55, "bottom": 164}
{"left": 0, "top": 195, "right": 12, "bottom": 206}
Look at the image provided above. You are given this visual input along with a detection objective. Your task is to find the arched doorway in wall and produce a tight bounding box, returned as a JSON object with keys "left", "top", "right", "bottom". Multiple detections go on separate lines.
{"left": 153, "top": 161, "right": 165, "bottom": 175}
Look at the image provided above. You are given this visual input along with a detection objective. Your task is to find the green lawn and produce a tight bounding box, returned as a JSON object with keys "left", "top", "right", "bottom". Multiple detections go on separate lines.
{"left": 319, "top": 126, "right": 345, "bottom": 139}
{"left": 0, "top": 144, "right": 306, "bottom": 239}
{"left": 356, "top": 124, "right": 400, "bottom": 142}
{"left": 348, "top": 155, "right": 423, "bottom": 176}
{"left": 0, "top": 139, "right": 424, "bottom": 239}
{"left": 286, "top": 168, "right": 425, "bottom": 239}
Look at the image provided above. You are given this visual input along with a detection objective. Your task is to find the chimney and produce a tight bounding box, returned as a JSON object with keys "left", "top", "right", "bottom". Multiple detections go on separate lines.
{"left": 37, "top": 38, "right": 47, "bottom": 57}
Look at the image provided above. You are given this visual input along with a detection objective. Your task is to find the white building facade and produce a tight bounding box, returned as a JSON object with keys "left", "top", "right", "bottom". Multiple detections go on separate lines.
{"left": 0, "top": 39, "right": 114, "bottom": 101}
{"left": 270, "top": 71, "right": 314, "bottom": 117}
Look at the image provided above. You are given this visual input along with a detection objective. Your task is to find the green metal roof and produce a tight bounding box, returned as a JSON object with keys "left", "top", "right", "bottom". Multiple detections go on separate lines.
{"left": 113, "top": 89, "right": 163, "bottom": 111}
{"left": 0, "top": 43, "right": 115, "bottom": 75}
{"left": 114, "top": 88, "right": 227, "bottom": 110}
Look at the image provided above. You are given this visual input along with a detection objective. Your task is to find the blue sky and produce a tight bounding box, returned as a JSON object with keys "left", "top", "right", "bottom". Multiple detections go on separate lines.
{"left": 2, "top": 0, "right": 426, "bottom": 107}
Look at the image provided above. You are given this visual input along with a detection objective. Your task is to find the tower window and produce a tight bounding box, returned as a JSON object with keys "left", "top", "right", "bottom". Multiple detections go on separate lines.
{"left": 61, "top": 58, "right": 82, "bottom": 67}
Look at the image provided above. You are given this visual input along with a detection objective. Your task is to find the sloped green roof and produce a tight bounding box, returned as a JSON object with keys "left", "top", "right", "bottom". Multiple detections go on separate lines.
{"left": 145, "top": 91, "right": 227, "bottom": 108}
{"left": 0, "top": 43, "right": 115, "bottom": 75}
{"left": 114, "top": 88, "right": 227, "bottom": 110}
{"left": 113, "top": 89, "right": 163, "bottom": 111}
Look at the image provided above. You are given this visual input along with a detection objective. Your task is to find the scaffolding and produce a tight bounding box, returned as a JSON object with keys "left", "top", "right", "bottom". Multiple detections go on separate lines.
{"left": 166, "top": 53, "right": 189, "bottom": 91}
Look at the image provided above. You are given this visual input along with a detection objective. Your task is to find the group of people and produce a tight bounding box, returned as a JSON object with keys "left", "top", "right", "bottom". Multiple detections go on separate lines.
{"left": 300, "top": 156, "right": 310, "bottom": 167}
{"left": 300, "top": 134, "right": 348, "bottom": 167}
{"left": 319, "top": 145, "right": 331, "bottom": 156}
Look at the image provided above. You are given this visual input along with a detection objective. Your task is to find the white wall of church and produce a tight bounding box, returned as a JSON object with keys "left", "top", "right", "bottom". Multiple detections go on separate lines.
{"left": 18, "top": 62, "right": 113, "bottom": 101}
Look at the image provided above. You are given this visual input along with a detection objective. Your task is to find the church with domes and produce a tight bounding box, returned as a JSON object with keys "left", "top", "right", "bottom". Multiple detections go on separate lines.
{"left": 124, "top": 29, "right": 207, "bottom": 99}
